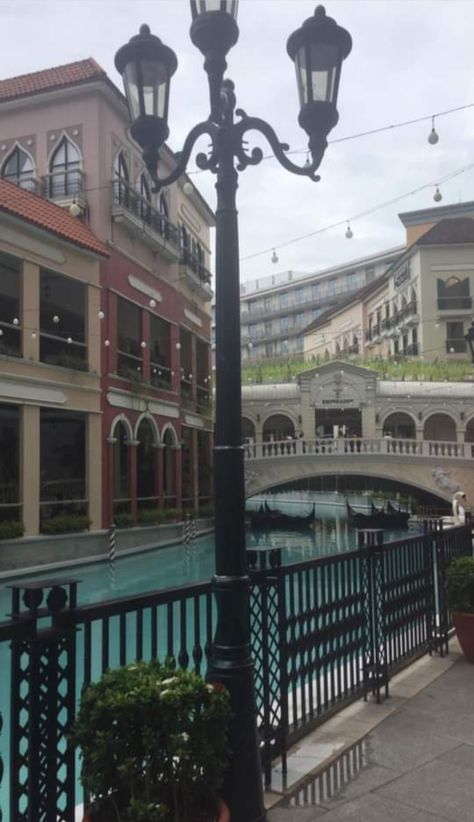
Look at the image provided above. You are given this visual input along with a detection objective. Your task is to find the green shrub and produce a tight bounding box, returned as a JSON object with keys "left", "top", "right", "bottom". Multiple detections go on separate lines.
{"left": 446, "top": 556, "right": 474, "bottom": 614}
{"left": 161, "top": 508, "right": 181, "bottom": 522}
{"left": 198, "top": 506, "right": 215, "bottom": 519}
{"left": 113, "top": 512, "right": 136, "bottom": 529}
{"left": 136, "top": 508, "right": 166, "bottom": 525}
{"left": 71, "top": 660, "right": 231, "bottom": 822}
{"left": 41, "top": 515, "right": 90, "bottom": 535}
{"left": 0, "top": 521, "right": 24, "bottom": 541}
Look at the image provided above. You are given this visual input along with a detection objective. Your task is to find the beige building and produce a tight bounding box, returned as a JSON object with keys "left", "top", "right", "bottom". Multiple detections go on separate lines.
{"left": 0, "top": 178, "right": 108, "bottom": 537}
{"left": 304, "top": 202, "right": 474, "bottom": 363}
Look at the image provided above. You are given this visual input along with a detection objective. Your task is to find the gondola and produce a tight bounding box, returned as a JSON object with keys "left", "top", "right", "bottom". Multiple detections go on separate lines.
{"left": 248, "top": 503, "right": 316, "bottom": 531}
{"left": 346, "top": 500, "right": 410, "bottom": 529}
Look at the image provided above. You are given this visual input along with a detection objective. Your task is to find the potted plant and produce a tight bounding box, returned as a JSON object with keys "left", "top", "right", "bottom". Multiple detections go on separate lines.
{"left": 446, "top": 556, "right": 474, "bottom": 663}
{"left": 71, "top": 660, "right": 231, "bottom": 821}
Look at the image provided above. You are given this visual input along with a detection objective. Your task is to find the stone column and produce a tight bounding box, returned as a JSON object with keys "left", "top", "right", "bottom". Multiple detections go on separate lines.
{"left": 106, "top": 436, "right": 117, "bottom": 526}
{"left": 21, "top": 405, "right": 40, "bottom": 536}
{"left": 155, "top": 443, "right": 165, "bottom": 507}
{"left": 362, "top": 404, "right": 376, "bottom": 438}
{"left": 173, "top": 444, "right": 182, "bottom": 511}
{"left": 128, "top": 440, "right": 139, "bottom": 517}
{"left": 87, "top": 414, "right": 102, "bottom": 531}
{"left": 22, "top": 262, "right": 39, "bottom": 361}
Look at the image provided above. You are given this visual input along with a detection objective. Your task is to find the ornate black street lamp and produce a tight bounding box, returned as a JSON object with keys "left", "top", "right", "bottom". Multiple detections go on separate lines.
{"left": 465, "top": 321, "right": 474, "bottom": 362}
{"left": 115, "top": 6, "right": 351, "bottom": 821}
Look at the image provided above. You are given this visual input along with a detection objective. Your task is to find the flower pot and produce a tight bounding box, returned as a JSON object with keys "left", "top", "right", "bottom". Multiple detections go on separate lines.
{"left": 83, "top": 797, "right": 230, "bottom": 822}
{"left": 453, "top": 611, "right": 474, "bottom": 663}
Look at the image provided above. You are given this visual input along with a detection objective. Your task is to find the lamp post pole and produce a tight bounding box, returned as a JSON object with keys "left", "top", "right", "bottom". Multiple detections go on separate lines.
{"left": 115, "top": 6, "right": 352, "bottom": 821}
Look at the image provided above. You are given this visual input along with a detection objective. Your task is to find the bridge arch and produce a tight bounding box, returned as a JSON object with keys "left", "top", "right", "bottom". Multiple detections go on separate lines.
{"left": 382, "top": 411, "right": 416, "bottom": 438}
{"left": 262, "top": 413, "right": 295, "bottom": 441}
{"left": 423, "top": 412, "right": 457, "bottom": 441}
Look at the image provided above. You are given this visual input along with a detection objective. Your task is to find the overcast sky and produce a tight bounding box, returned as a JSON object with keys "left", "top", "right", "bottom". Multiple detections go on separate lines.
{"left": 2, "top": 0, "right": 474, "bottom": 282}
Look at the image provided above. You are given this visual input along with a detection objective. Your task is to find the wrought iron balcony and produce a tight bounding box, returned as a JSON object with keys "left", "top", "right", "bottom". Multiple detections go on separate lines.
{"left": 437, "top": 296, "right": 472, "bottom": 311}
{"left": 112, "top": 179, "right": 180, "bottom": 260}
{"left": 8, "top": 176, "right": 41, "bottom": 194}
{"left": 179, "top": 248, "right": 213, "bottom": 299}
{"left": 446, "top": 338, "right": 467, "bottom": 353}
{"left": 42, "top": 169, "right": 86, "bottom": 203}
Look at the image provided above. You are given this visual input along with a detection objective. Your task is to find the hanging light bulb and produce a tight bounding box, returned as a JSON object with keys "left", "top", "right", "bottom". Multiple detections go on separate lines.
{"left": 53, "top": 314, "right": 60, "bottom": 324}
{"left": 176, "top": 341, "right": 181, "bottom": 350}
{"left": 345, "top": 222, "right": 353, "bottom": 239}
{"left": 67, "top": 337, "right": 73, "bottom": 344}
{"left": 69, "top": 200, "right": 82, "bottom": 217}
{"left": 12, "top": 317, "right": 19, "bottom": 326}
{"left": 98, "top": 310, "right": 105, "bottom": 320}
{"left": 140, "top": 340, "right": 147, "bottom": 349}
{"left": 188, "top": 373, "right": 193, "bottom": 379}
{"left": 149, "top": 298, "right": 157, "bottom": 308}
{"left": 105, "top": 339, "right": 110, "bottom": 347}
{"left": 428, "top": 116, "right": 439, "bottom": 145}
{"left": 433, "top": 186, "right": 442, "bottom": 203}
{"left": 271, "top": 249, "right": 278, "bottom": 264}
{"left": 435, "top": 319, "right": 440, "bottom": 329}
{"left": 31, "top": 330, "right": 37, "bottom": 339}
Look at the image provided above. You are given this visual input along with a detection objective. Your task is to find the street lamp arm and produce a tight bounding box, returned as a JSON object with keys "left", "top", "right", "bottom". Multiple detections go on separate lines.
{"left": 233, "top": 110, "right": 321, "bottom": 181}
{"left": 150, "top": 120, "right": 219, "bottom": 192}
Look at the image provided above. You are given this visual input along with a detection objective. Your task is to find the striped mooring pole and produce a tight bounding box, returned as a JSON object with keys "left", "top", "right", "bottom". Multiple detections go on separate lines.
{"left": 108, "top": 523, "right": 117, "bottom": 587}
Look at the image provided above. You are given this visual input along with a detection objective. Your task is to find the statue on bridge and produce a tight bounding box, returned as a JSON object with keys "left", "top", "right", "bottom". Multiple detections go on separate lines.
{"left": 452, "top": 491, "right": 467, "bottom": 525}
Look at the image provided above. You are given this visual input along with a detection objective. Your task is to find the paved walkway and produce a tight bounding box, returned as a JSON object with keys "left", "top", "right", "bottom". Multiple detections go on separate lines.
{"left": 269, "top": 653, "right": 474, "bottom": 822}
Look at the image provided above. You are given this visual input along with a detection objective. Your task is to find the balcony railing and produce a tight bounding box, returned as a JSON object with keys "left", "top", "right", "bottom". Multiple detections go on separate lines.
{"left": 7, "top": 176, "right": 41, "bottom": 194}
{"left": 245, "top": 437, "right": 474, "bottom": 461}
{"left": 437, "top": 296, "right": 472, "bottom": 311}
{"left": 180, "top": 248, "right": 212, "bottom": 286}
{"left": 112, "top": 179, "right": 180, "bottom": 250}
{"left": 42, "top": 169, "right": 85, "bottom": 199}
{"left": 446, "top": 338, "right": 467, "bottom": 353}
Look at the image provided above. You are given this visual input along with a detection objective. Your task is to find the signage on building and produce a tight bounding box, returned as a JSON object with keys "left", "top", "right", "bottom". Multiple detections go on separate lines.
{"left": 394, "top": 263, "right": 410, "bottom": 289}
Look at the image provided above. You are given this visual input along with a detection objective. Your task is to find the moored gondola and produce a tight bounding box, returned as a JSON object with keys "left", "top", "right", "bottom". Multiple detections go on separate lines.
{"left": 248, "top": 503, "right": 316, "bottom": 530}
{"left": 346, "top": 500, "right": 410, "bottom": 529}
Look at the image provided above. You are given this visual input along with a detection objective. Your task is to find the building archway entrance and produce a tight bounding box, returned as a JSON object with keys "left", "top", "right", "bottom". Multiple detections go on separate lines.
{"left": 262, "top": 415, "right": 295, "bottom": 441}
{"left": 315, "top": 408, "right": 362, "bottom": 438}
{"left": 424, "top": 414, "right": 456, "bottom": 442}
{"left": 383, "top": 412, "right": 415, "bottom": 439}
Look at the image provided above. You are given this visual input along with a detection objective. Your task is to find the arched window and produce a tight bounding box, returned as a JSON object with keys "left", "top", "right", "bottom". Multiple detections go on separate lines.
{"left": 113, "top": 152, "right": 130, "bottom": 206}
{"left": 424, "top": 413, "right": 457, "bottom": 442}
{"left": 49, "top": 137, "right": 81, "bottom": 198}
{"left": 437, "top": 276, "right": 471, "bottom": 311}
{"left": 383, "top": 412, "right": 416, "bottom": 439}
{"left": 137, "top": 419, "right": 156, "bottom": 508}
{"left": 262, "top": 415, "right": 295, "bottom": 442}
{"left": 113, "top": 421, "right": 130, "bottom": 514}
{"left": 2, "top": 146, "right": 35, "bottom": 191}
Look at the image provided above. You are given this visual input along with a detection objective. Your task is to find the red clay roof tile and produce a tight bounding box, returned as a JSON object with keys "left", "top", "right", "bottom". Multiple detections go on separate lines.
{"left": 0, "top": 178, "right": 109, "bottom": 258}
{"left": 0, "top": 59, "right": 106, "bottom": 102}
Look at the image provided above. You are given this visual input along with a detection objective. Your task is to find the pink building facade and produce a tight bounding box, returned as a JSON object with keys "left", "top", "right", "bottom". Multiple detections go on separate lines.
{"left": 0, "top": 59, "right": 215, "bottom": 531}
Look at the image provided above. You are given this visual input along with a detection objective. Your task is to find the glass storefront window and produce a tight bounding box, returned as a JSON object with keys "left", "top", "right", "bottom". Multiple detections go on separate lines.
{"left": 0, "top": 253, "right": 21, "bottom": 358}
{"left": 0, "top": 404, "right": 20, "bottom": 523}
{"left": 117, "top": 297, "right": 142, "bottom": 379}
{"left": 40, "top": 269, "right": 87, "bottom": 370}
{"left": 150, "top": 315, "right": 172, "bottom": 390}
{"left": 40, "top": 409, "right": 86, "bottom": 524}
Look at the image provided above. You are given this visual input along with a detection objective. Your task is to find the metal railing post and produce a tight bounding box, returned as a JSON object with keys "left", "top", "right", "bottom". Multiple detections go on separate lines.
{"left": 9, "top": 580, "right": 78, "bottom": 822}
{"left": 360, "top": 529, "right": 389, "bottom": 703}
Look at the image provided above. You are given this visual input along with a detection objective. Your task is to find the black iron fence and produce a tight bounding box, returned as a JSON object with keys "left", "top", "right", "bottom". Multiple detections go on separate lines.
{"left": 0, "top": 521, "right": 471, "bottom": 819}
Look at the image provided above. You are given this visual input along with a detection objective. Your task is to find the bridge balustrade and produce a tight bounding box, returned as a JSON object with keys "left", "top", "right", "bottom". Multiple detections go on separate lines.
{"left": 245, "top": 437, "right": 474, "bottom": 461}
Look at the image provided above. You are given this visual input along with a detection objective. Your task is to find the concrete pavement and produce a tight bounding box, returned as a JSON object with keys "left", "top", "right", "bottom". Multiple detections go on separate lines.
{"left": 268, "top": 645, "right": 474, "bottom": 822}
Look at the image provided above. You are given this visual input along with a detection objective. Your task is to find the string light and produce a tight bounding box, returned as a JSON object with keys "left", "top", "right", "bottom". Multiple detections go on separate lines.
{"left": 140, "top": 341, "right": 147, "bottom": 349}
{"left": 149, "top": 299, "right": 157, "bottom": 308}
{"left": 433, "top": 186, "right": 442, "bottom": 202}
{"left": 240, "top": 158, "right": 474, "bottom": 262}
{"left": 104, "top": 339, "right": 110, "bottom": 347}
{"left": 98, "top": 310, "right": 105, "bottom": 320}
{"left": 12, "top": 318, "right": 19, "bottom": 326}
{"left": 67, "top": 337, "right": 73, "bottom": 344}
{"left": 175, "top": 342, "right": 181, "bottom": 350}
{"left": 271, "top": 249, "right": 279, "bottom": 264}
{"left": 345, "top": 222, "right": 353, "bottom": 239}
{"left": 428, "top": 116, "right": 439, "bottom": 145}
{"left": 53, "top": 315, "right": 60, "bottom": 324}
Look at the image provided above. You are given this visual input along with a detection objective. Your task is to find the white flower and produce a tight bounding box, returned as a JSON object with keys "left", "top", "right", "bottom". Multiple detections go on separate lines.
{"left": 161, "top": 677, "right": 177, "bottom": 686}
{"left": 181, "top": 732, "right": 189, "bottom": 742}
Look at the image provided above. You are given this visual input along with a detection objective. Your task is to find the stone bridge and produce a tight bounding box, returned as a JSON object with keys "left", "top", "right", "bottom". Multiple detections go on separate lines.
{"left": 244, "top": 437, "right": 474, "bottom": 504}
